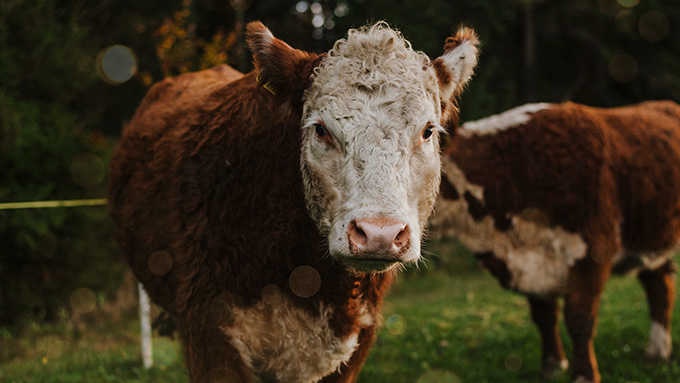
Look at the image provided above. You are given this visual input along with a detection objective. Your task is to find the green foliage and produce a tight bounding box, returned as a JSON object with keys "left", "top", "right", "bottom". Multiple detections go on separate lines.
{"left": 0, "top": 0, "right": 123, "bottom": 328}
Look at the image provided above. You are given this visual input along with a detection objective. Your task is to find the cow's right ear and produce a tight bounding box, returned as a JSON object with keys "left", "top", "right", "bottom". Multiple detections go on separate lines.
{"left": 246, "top": 22, "right": 321, "bottom": 100}
{"left": 431, "top": 27, "right": 480, "bottom": 125}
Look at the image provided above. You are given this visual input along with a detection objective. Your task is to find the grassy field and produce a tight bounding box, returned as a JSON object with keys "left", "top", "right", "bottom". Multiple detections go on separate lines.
{"left": 2, "top": 245, "right": 679, "bottom": 383}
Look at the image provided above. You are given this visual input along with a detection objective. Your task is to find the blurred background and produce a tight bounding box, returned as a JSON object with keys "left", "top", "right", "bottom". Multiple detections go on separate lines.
{"left": 1, "top": 0, "right": 679, "bottom": 381}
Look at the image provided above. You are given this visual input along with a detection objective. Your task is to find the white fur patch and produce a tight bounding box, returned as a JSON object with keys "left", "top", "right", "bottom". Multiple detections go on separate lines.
{"left": 439, "top": 40, "right": 478, "bottom": 99}
{"left": 460, "top": 103, "right": 552, "bottom": 137}
{"left": 646, "top": 321, "right": 672, "bottom": 359}
{"left": 636, "top": 246, "right": 678, "bottom": 270}
{"left": 222, "top": 288, "right": 373, "bottom": 382}
{"left": 300, "top": 23, "right": 444, "bottom": 266}
{"left": 431, "top": 161, "right": 588, "bottom": 295}
{"left": 559, "top": 358, "right": 569, "bottom": 371}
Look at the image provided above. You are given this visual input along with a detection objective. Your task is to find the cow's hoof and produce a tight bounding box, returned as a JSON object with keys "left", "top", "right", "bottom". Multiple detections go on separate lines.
{"left": 541, "top": 356, "right": 568, "bottom": 378}
{"left": 645, "top": 322, "right": 672, "bottom": 360}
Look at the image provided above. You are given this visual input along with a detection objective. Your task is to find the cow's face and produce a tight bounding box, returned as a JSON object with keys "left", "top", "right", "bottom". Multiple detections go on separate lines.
{"left": 247, "top": 22, "right": 479, "bottom": 272}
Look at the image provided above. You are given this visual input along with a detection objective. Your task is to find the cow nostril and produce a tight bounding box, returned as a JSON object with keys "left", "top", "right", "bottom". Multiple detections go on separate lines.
{"left": 355, "top": 225, "right": 366, "bottom": 240}
{"left": 394, "top": 225, "right": 410, "bottom": 249}
{"left": 348, "top": 220, "right": 368, "bottom": 249}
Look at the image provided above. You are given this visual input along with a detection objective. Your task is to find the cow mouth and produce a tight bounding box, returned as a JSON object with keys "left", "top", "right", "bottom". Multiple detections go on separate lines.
{"left": 337, "top": 255, "right": 402, "bottom": 273}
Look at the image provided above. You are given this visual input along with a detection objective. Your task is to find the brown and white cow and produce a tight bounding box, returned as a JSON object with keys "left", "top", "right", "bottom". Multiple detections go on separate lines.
{"left": 108, "top": 22, "right": 479, "bottom": 382}
{"left": 431, "top": 100, "right": 680, "bottom": 383}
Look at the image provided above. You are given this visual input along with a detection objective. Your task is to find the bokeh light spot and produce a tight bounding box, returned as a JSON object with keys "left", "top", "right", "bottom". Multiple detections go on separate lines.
{"left": 638, "top": 11, "right": 669, "bottom": 43}
{"left": 590, "top": 242, "right": 614, "bottom": 263}
{"left": 70, "top": 288, "right": 96, "bottom": 314}
{"left": 70, "top": 153, "right": 105, "bottom": 188}
{"left": 312, "top": 14, "right": 325, "bottom": 28}
{"left": 609, "top": 54, "right": 638, "bottom": 83}
{"left": 148, "top": 250, "right": 173, "bottom": 276}
{"left": 615, "top": 10, "right": 636, "bottom": 32}
{"left": 295, "top": 1, "right": 309, "bottom": 13}
{"left": 289, "top": 266, "right": 321, "bottom": 298}
{"left": 416, "top": 369, "right": 462, "bottom": 383}
{"left": 334, "top": 1, "right": 349, "bottom": 17}
{"left": 97, "top": 45, "right": 137, "bottom": 84}
{"left": 385, "top": 314, "right": 406, "bottom": 335}
{"left": 229, "top": 0, "right": 251, "bottom": 12}
{"left": 46, "top": 340, "right": 69, "bottom": 361}
{"left": 505, "top": 353, "right": 523, "bottom": 371}
{"left": 153, "top": 338, "right": 178, "bottom": 367}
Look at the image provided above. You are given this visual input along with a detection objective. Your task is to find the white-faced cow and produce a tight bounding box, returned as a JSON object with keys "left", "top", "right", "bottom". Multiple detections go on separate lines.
{"left": 108, "top": 22, "right": 479, "bottom": 382}
{"left": 431, "top": 101, "right": 680, "bottom": 383}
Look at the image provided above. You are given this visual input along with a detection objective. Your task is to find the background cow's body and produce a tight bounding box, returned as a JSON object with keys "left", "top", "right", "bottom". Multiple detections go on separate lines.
{"left": 432, "top": 101, "right": 680, "bottom": 383}
{"left": 109, "top": 22, "right": 478, "bottom": 382}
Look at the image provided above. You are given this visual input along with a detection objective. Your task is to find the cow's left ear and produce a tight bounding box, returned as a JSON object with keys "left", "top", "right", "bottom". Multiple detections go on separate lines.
{"left": 431, "top": 27, "right": 480, "bottom": 123}
{"left": 246, "top": 22, "right": 321, "bottom": 100}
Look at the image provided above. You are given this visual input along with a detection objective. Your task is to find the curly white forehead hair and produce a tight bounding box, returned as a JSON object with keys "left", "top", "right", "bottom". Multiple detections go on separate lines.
{"left": 304, "top": 22, "right": 440, "bottom": 114}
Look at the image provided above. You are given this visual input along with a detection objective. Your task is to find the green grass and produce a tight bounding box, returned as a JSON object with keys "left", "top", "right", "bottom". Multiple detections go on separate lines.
{"left": 359, "top": 271, "right": 680, "bottom": 383}
{"left": 2, "top": 248, "right": 679, "bottom": 383}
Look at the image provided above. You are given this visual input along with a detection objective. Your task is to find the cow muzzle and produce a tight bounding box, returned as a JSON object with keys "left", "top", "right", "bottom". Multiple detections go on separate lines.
{"left": 340, "top": 216, "right": 411, "bottom": 272}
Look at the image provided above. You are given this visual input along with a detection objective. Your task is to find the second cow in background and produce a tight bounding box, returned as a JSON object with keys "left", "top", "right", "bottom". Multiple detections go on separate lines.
{"left": 431, "top": 100, "right": 680, "bottom": 383}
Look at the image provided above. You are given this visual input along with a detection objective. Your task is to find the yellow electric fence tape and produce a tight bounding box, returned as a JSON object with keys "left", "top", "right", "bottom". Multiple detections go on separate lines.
{"left": 0, "top": 198, "right": 107, "bottom": 210}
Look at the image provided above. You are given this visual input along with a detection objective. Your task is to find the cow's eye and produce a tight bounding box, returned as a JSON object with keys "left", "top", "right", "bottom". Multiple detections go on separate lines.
{"left": 314, "top": 123, "right": 327, "bottom": 137}
{"left": 422, "top": 125, "right": 434, "bottom": 140}
{"left": 313, "top": 122, "right": 336, "bottom": 149}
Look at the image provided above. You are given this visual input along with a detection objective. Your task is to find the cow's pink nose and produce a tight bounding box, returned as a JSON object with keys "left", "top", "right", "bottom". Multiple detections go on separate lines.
{"left": 348, "top": 218, "right": 410, "bottom": 256}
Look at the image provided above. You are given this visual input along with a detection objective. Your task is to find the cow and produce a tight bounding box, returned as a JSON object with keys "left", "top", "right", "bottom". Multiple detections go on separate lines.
{"left": 108, "top": 21, "right": 479, "bottom": 383}
{"left": 430, "top": 100, "right": 680, "bottom": 383}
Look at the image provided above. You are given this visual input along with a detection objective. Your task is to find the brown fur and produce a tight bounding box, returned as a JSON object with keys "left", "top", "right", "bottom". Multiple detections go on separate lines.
{"left": 439, "top": 101, "right": 680, "bottom": 382}
{"left": 443, "top": 27, "right": 479, "bottom": 52}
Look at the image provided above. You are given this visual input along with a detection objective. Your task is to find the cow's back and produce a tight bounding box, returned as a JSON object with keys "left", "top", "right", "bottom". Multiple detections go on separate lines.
{"left": 597, "top": 100, "right": 680, "bottom": 252}
{"left": 108, "top": 65, "right": 244, "bottom": 309}
{"left": 124, "top": 65, "right": 243, "bottom": 137}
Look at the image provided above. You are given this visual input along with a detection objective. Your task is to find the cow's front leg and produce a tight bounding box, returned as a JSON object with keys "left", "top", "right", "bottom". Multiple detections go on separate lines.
{"left": 563, "top": 250, "right": 613, "bottom": 383}
{"left": 321, "top": 327, "right": 376, "bottom": 383}
{"left": 638, "top": 259, "right": 676, "bottom": 359}
{"left": 178, "top": 314, "right": 252, "bottom": 383}
{"left": 528, "top": 295, "right": 568, "bottom": 377}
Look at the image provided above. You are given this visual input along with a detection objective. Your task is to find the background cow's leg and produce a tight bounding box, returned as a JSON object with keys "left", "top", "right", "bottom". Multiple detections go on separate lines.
{"left": 637, "top": 259, "right": 676, "bottom": 360}
{"left": 528, "top": 296, "right": 568, "bottom": 376}
{"left": 563, "top": 245, "right": 613, "bottom": 383}
{"left": 178, "top": 317, "right": 252, "bottom": 383}
{"left": 321, "top": 327, "right": 376, "bottom": 383}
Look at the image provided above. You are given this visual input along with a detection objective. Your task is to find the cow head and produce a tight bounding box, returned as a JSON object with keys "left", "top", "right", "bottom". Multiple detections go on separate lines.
{"left": 247, "top": 22, "right": 479, "bottom": 272}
